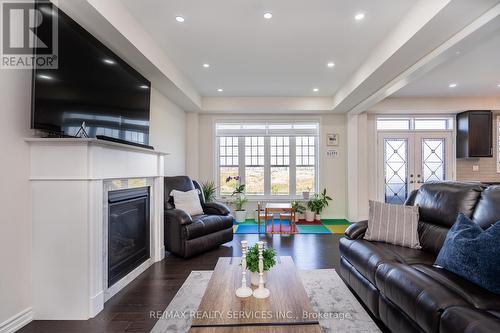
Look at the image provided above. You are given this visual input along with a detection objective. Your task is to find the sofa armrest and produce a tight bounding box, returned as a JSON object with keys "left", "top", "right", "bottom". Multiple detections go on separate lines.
{"left": 164, "top": 208, "right": 193, "bottom": 225}
{"left": 345, "top": 220, "right": 368, "bottom": 239}
{"left": 203, "top": 202, "right": 231, "bottom": 216}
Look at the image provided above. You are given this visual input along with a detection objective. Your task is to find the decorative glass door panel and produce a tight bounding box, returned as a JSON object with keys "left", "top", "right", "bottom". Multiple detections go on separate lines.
{"left": 384, "top": 139, "right": 408, "bottom": 204}
{"left": 421, "top": 138, "right": 445, "bottom": 183}
{"left": 378, "top": 132, "right": 452, "bottom": 204}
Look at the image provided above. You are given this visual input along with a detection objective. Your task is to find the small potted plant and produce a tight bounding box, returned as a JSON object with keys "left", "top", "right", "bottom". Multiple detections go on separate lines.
{"left": 201, "top": 180, "right": 217, "bottom": 202}
{"left": 246, "top": 243, "right": 277, "bottom": 285}
{"left": 233, "top": 195, "right": 248, "bottom": 223}
{"left": 307, "top": 188, "right": 332, "bottom": 221}
{"left": 291, "top": 201, "right": 306, "bottom": 222}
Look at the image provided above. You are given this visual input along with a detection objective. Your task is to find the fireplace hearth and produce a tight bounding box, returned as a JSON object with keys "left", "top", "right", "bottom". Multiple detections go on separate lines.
{"left": 108, "top": 187, "right": 150, "bottom": 287}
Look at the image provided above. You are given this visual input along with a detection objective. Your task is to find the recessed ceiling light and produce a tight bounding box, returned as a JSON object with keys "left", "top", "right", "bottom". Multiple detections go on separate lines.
{"left": 264, "top": 12, "right": 273, "bottom": 19}
{"left": 354, "top": 13, "right": 365, "bottom": 21}
{"left": 217, "top": 88, "right": 224, "bottom": 92}
{"left": 327, "top": 62, "right": 335, "bottom": 68}
{"left": 103, "top": 59, "right": 115, "bottom": 65}
{"left": 139, "top": 85, "right": 149, "bottom": 89}
{"left": 203, "top": 63, "right": 210, "bottom": 68}
{"left": 497, "top": 83, "right": 500, "bottom": 87}
{"left": 38, "top": 74, "right": 52, "bottom": 80}
{"left": 449, "top": 83, "right": 458, "bottom": 88}
{"left": 175, "top": 16, "right": 185, "bottom": 23}
{"left": 313, "top": 88, "right": 319, "bottom": 92}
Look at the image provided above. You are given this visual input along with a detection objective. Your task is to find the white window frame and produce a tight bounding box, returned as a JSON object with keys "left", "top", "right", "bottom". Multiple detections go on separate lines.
{"left": 214, "top": 121, "right": 320, "bottom": 200}
{"left": 497, "top": 115, "right": 500, "bottom": 173}
{"left": 377, "top": 116, "right": 454, "bottom": 131}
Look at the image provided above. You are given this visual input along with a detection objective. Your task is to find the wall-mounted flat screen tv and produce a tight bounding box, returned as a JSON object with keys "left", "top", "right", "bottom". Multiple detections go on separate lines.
{"left": 31, "top": 2, "right": 151, "bottom": 146}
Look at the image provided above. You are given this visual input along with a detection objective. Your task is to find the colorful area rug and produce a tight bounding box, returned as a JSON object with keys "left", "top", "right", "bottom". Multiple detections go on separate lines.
{"left": 233, "top": 219, "right": 351, "bottom": 234}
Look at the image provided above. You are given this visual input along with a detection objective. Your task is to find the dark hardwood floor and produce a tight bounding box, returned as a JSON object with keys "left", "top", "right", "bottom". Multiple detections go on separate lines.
{"left": 20, "top": 234, "right": 343, "bottom": 333}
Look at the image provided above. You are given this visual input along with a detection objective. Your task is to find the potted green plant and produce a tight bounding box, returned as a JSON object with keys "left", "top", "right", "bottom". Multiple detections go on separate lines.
{"left": 291, "top": 201, "right": 306, "bottom": 222}
{"left": 233, "top": 195, "right": 248, "bottom": 223}
{"left": 307, "top": 188, "right": 332, "bottom": 221}
{"left": 201, "top": 181, "right": 217, "bottom": 202}
{"left": 246, "top": 243, "right": 277, "bottom": 285}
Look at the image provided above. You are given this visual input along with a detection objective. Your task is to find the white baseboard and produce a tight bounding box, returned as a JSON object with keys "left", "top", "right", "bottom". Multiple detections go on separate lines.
{"left": 89, "top": 291, "right": 104, "bottom": 318}
{"left": 0, "top": 308, "right": 33, "bottom": 333}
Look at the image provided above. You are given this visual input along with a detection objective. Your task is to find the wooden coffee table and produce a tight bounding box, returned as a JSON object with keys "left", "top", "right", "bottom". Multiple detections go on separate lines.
{"left": 189, "top": 256, "right": 321, "bottom": 332}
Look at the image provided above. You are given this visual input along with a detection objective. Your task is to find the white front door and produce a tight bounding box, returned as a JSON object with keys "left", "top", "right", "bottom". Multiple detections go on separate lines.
{"left": 378, "top": 131, "right": 453, "bottom": 204}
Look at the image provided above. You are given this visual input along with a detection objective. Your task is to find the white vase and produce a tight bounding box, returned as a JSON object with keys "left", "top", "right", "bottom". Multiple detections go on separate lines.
{"left": 250, "top": 271, "right": 268, "bottom": 286}
{"left": 305, "top": 210, "right": 315, "bottom": 222}
{"left": 315, "top": 214, "right": 321, "bottom": 221}
{"left": 234, "top": 210, "right": 247, "bottom": 223}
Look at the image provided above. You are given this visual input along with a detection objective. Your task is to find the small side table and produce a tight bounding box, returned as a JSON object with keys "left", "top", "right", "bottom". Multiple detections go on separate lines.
{"left": 265, "top": 203, "right": 295, "bottom": 234}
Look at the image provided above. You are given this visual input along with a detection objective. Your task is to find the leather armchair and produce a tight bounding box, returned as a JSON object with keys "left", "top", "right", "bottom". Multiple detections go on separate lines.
{"left": 164, "top": 176, "right": 233, "bottom": 258}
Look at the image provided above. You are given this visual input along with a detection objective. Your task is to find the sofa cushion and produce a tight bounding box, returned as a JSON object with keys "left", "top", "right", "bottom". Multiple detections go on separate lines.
{"left": 171, "top": 189, "right": 204, "bottom": 216}
{"left": 339, "top": 237, "right": 435, "bottom": 285}
{"left": 375, "top": 262, "right": 469, "bottom": 333}
{"left": 414, "top": 182, "right": 483, "bottom": 228}
{"left": 435, "top": 213, "right": 500, "bottom": 294}
{"left": 412, "top": 264, "right": 500, "bottom": 310}
{"left": 184, "top": 215, "right": 233, "bottom": 240}
{"left": 418, "top": 220, "right": 450, "bottom": 255}
{"left": 473, "top": 185, "right": 500, "bottom": 229}
{"left": 364, "top": 201, "right": 421, "bottom": 249}
{"left": 440, "top": 306, "right": 500, "bottom": 333}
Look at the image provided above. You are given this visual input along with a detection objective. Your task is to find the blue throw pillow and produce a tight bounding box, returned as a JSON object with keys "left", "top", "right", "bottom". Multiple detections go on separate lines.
{"left": 435, "top": 213, "right": 500, "bottom": 294}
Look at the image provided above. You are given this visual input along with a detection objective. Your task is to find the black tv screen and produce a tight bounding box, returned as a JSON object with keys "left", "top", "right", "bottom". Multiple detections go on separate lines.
{"left": 31, "top": 3, "right": 151, "bottom": 145}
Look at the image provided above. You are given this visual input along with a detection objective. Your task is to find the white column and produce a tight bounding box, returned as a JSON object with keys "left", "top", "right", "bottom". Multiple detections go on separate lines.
{"left": 186, "top": 112, "right": 200, "bottom": 179}
{"left": 347, "top": 112, "right": 369, "bottom": 222}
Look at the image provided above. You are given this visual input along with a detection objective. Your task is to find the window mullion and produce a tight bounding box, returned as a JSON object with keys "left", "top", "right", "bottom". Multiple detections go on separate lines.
{"left": 264, "top": 136, "right": 271, "bottom": 196}
{"left": 238, "top": 137, "right": 245, "bottom": 188}
{"left": 290, "top": 137, "right": 296, "bottom": 196}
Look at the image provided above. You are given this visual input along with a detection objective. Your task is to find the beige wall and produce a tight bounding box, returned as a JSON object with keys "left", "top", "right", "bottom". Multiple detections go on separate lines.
{"left": 456, "top": 111, "right": 500, "bottom": 182}
{"left": 189, "top": 113, "right": 347, "bottom": 219}
{"left": 0, "top": 70, "right": 33, "bottom": 325}
{"left": 149, "top": 88, "right": 187, "bottom": 176}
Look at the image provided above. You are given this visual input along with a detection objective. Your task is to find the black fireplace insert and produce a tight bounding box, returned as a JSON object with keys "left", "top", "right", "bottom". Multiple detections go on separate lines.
{"left": 108, "top": 187, "right": 150, "bottom": 287}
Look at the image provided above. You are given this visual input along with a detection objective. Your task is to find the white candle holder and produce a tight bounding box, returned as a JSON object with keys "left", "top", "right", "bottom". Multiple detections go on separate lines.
{"left": 236, "top": 240, "right": 252, "bottom": 298}
{"left": 252, "top": 241, "right": 270, "bottom": 299}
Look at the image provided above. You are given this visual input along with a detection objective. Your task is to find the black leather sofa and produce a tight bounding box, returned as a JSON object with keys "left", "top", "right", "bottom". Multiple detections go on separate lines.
{"left": 340, "top": 182, "right": 500, "bottom": 333}
{"left": 164, "top": 176, "right": 233, "bottom": 258}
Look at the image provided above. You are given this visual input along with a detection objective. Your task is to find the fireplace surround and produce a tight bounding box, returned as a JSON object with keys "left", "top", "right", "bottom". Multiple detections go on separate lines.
{"left": 27, "top": 138, "right": 167, "bottom": 320}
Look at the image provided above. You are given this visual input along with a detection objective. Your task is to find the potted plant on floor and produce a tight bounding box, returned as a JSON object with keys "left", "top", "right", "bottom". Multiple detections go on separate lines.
{"left": 307, "top": 188, "right": 332, "bottom": 221}
{"left": 233, "top": 195, "right": 248, "bottom": 223}
{"left": 291, "top": 201, "right": 306, "bottom": 222}
{"left": 201, "top": 180, "right": 217, "bottom": 202}
{"left": 246, "top": 243, "right": 277, "bottom": 285}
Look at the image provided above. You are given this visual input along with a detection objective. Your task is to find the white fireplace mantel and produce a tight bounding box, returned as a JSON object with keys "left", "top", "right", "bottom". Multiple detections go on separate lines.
{"left": 26, "top": 138, "right": 168, "bottom": 320}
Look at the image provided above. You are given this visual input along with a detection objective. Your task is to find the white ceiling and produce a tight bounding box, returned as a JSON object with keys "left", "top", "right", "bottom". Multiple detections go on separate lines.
{"left": 120, "top": 0, "right": 416, "bottom": 97}
{"left": 394, "top": 20, "right": 500, "bottom": 98}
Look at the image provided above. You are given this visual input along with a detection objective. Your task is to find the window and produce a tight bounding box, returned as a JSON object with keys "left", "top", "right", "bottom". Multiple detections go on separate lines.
{"left": 377, "top": 117, "right": 453, "bottom": 131}
{"left": 219, "top": 136, "right": 239, "bottom": 195}
{"left": 270, "top": 137, "right": 290, "bottom": 195}
{"left": 215, "top": 122, "right": 319, "bottom": 197}
{"left": 245, "top": 137, "right": 265, "bottom": 195}
{"left": 296, "top": 136, "right": 316, "bottom": 195}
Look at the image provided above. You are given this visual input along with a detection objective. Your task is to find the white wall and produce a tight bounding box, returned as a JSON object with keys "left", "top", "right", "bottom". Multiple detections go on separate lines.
{"left": 149, "top": 88, "right": 187, "bottom": 176}
{"left": 0, "top": 70, "right": 33, "bottom": 327}
{"left": 0, "top": 78, "right": 185, "bottom": 328}
{"left": 189, "top": 113, "right": 347, "bottom": 219}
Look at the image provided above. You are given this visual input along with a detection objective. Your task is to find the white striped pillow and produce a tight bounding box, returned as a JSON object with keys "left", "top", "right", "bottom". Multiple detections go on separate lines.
{"left": 364, "top": 200, "right": 421, "bottom": 249}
